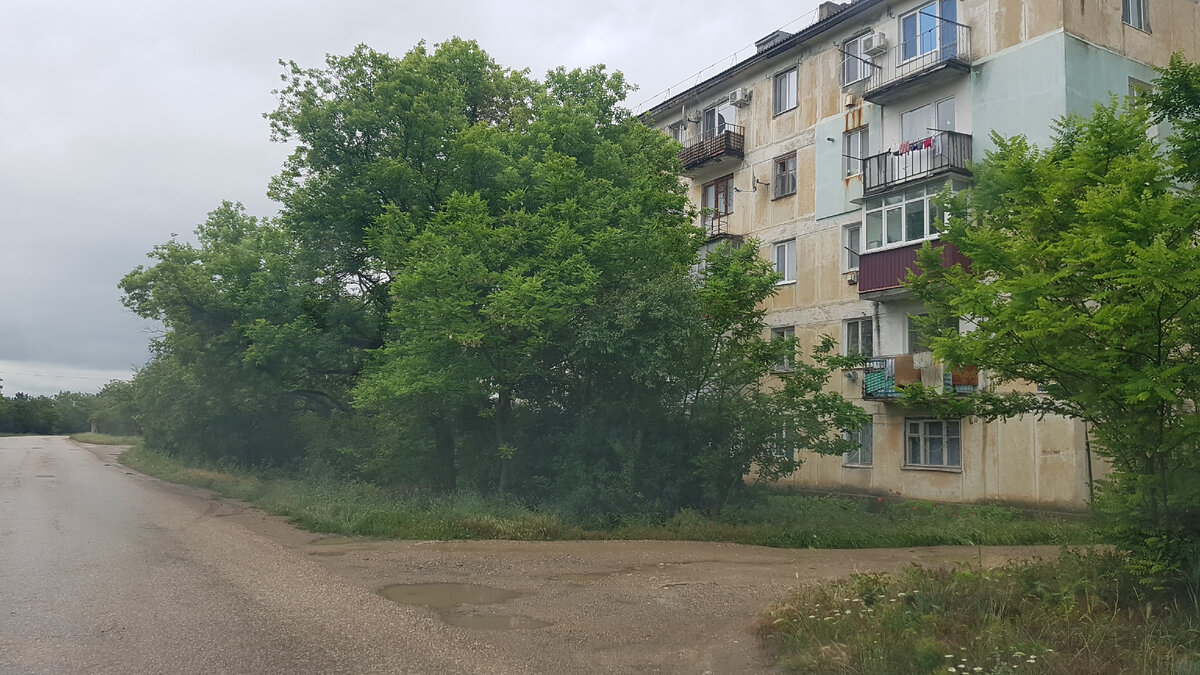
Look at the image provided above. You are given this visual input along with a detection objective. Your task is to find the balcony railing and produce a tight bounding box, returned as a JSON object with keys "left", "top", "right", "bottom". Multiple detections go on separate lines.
{"left": 678, "top": 124, "right": 744, "bottom": 170}
{"left": 858, "top": 240, "right": 970, "bottom": 297}
{"left": 864, "top": 18, "right": 971, "bottom": 104}
{"left": 861, "top": 356, "right": 977, "bottom": 400}
{"left": 863, "top": 130, "right": 971, "bottom": 195}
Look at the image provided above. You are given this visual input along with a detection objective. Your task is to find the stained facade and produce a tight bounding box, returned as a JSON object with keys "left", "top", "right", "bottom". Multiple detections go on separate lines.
{"left": 646, "top": 0, "right": 1200, "bottom": 507}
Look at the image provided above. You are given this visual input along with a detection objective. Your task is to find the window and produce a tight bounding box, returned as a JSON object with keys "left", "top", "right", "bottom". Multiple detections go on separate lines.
{"left": 703, "top": 102, "right": 736, "bottom": 139}
{"left": 773, "top": 239, "right": 796, "bottom": 284}
{"left": 861, "top": 180, "right": 966, "bottom": 252}
{"left": 842, "top": 33, "right": 873, "bottom": 85}
{"left": 773, "top": 68, "right": 798, "bottom": 115}
{"left": 845, "top": 317, "right": 874, "bottom": 357}
{"left": 908, "top": 313, "right": 956, "bottom": 353}
{"left": 702, "top": 174, "right": 734, "bottom": 234}
{"left": 771, "top": 326, "right": 796, "bottom": 372}
{"left": 1123, "top": 0, "right": 1149, "bottom": 31}
{"left": 844, "top": 127, "right": 868, "bottom": 177}
{"left": 774, "top": 154, "right": 797, "bottom": 198}
{"left": 669, "top": 121, "right": 688, "bottom": 144}
{"left": 901, "top": 97, "right": 955, "bottom": 143}
{"left": 905, "top": 418, "right": 961, "bottom": 468}
{"left": 901, "top": 0, "right": 958, "bottom": 62}
{"left": 844, "top": 419, "right": 873, "bottom": 466}
{"left": 845, "top": 225, "right": 861, "bottom": 270}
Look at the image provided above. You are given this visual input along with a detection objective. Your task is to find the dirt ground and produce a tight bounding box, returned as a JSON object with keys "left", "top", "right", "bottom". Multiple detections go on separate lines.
{"left": 91, "top": 441, "right": 1065, "bottom": 674}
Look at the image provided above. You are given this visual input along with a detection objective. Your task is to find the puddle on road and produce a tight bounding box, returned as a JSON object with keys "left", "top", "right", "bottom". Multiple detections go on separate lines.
{"left": 378, "top": 582, "right": 549, "bottom": 630}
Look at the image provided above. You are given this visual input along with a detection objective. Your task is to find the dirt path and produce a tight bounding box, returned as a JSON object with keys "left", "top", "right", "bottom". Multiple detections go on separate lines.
{"left": 86, "top": 440, "right": 1064, "bottom": 674}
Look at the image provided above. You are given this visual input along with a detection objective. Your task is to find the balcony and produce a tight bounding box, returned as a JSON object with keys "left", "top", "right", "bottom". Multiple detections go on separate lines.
{"left": 863, "top": 130, "right": 971, "bottom": 196}
{"left": 858, "top": 240, "right": 970, "bottom": 299}
{"left": 861, "top": 355, "right": 978, "bottom": 400}
{"left": 678, "top": 124, "right": 744, "bottom": 171}
{"left": 864, "top": 19, "right": 971, "bottom": 105}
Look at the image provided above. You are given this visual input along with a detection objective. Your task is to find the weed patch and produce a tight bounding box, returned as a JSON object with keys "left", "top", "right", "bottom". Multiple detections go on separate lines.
{"left": 758, "top": 550, "right": 1200, "bottom": 674}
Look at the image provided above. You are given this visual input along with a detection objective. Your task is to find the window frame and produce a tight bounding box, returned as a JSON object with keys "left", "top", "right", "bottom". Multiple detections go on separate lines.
{"left": 772, "top": 239, "right": 797, "bottom": 285}
{"left": 845, "top": 224, "right": 862, "bottom": 271}
{"left": 771, "top": 325, "right": 796, "bottom": 373}
{"left": 900, "top": 0, "right": 958, "bottom": 63}
{"left": 702, "top": 174, "right": 734, "bottom": 233}
{"left": 842, "top": 33, "right": 873, "bottom": 86}
{"left": 861, "top": 179, "right": 965, "bottom": 253}
{"left": 1123, "top": 0, "right": 1150, "bottom": 31}
{"left": 773, "top": 67, "right": 798, "bottom": 116}
{"left": 773, "top": 153, "right": 798, "bottom": 199}
{"left": 843, "top": 418, "right": 874, "bottom": 466}
{"left": 668, "top": 121, "right": 688, "bottom": 144}
{"left": 907, "top": 313, "right": 956, "bottom": 354}
{"left": 844, "top": 317, "right": 874, "bottom": 357}
{"left": 904, "top": 418, "right": 962, "bottom": 470}
{"left": 843, "top": 127, "right": 868, "bottom": 178}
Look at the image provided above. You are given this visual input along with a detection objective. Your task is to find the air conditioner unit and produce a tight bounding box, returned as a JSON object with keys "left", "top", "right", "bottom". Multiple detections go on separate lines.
{"left": 847, "top": 271, "right": 859, "bottom": 285}
{"left": 862, "top": 32, "right": 888, "bottom": 56}
{"left": 728, "top": 87, "right": 752, "bottom": 107}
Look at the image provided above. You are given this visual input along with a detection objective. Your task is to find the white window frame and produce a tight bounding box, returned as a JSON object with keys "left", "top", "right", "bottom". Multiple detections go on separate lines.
{"left": 845, "top": 224, "right": 861, "bottom": 271}
{"left": 773, "top": 239, "right": 796, "bottom": 284}
{"left": 669, "top": 121, "right": 688, "bottom": 144}
{"left": 861, "top": 180, "right": 965, "bottom": 253}
{"left": 771, "top": 326, "right": 796, "bottom": 372}
{"left": 1123, "top": 0, "right": 1149, "bottom": 31}
{"left": 843, "top": 419, "right": 873, "bottom": 466}
{"left": 842, "top": 33, "right": 873, "bottom": 85}
{"left": 900, "top": 0, "right": 958, "bottom": 63}
{"left": 904, "top": 418, "right": 962, "bottom": 469}
{"left": 845, "top": 317, "right": 874, "bottom": 357}
{"left": 773, "top": 68, "right": 798, "bottom": 116}
{"left": 843, "top": 127, "right": 868, "bottom": 178}
{"left": 774, "top": 153, "right": 797, "bottom": 198}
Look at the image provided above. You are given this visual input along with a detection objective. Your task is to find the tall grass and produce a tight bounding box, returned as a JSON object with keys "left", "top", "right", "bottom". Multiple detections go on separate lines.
{"left": 117, "top": 444, "right": 1098, "bottom": 548}
{"left": 758, "top": 549, "right": 1200, "bottom": 674}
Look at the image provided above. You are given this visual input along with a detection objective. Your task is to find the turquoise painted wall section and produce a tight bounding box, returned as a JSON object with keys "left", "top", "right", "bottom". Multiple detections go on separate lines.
{"left": 1063, "top": 34, "right": 1158, "bottom": 116}
{"left": 814, "top": 103, "right": 883, "bottom": 222}
{"left": 971, "top": 32, "right": 1068, "bottom": 153}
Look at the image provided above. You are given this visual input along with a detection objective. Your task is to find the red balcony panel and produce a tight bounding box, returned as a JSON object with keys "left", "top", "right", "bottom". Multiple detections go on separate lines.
{"left": 858, "top": 240, "right": 970, "bottom": 295}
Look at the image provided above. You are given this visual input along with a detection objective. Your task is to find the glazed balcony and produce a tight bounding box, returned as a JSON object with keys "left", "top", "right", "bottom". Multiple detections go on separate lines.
{"left": 678, "top": 124, "right": 744, "bottom": 171}
{"left": 862, "top": 130, "right": 971, "bottom": 196}
{"left": 858, "top": 240, "right": 970, "bottom": 299}
{"left": 864, "top": 18, "right": 971, "bottom": 105}
{"left": 861, "top": 355, "right": 979, "bottom": 400}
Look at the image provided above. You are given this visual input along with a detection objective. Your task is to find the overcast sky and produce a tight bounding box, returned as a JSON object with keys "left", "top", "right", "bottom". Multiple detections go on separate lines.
{"left": 0, "top": 0, "right": 825, "bottom": 396}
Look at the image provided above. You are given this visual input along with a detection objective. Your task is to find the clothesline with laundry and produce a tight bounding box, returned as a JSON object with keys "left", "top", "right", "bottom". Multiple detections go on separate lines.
{"left": 891, "top": 133, "right": 944, "bottom": 156}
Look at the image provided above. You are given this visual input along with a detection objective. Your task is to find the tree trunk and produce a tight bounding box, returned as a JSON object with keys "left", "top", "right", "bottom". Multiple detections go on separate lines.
{"left": 430, "top": 413, "right": 457, "bottom": 493}
{"left": 496, "top": 389, "right": 512, "bottom": 497}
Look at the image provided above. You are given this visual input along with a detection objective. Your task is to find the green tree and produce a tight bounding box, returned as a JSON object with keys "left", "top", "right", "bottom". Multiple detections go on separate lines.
{"left": 906, "top": 85, "right": 1200, "bottom": 582}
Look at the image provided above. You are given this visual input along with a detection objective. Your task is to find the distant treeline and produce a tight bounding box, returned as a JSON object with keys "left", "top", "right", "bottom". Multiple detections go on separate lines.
{"left": 0, "top": 381, "right": 139, "bottom": 436}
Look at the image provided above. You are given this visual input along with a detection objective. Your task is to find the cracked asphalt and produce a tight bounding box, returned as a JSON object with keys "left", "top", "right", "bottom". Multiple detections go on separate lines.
{"left": 0, "top": 435, "right": 1065, "bottom": 674}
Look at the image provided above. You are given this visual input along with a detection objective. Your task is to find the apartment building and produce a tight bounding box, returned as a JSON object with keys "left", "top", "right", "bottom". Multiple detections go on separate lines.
{"left": 646, "top": 0, "right": 1200, "bottom": 508}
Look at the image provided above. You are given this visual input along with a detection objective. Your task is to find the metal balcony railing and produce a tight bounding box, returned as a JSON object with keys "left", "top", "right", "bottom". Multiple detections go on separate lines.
{"left": 678, "top": 124, "right": 744, "bottom": 170}
{"left": 864, "top": 18, "right": 971, "bottom": 103}
{"left": 862, "top": 130, "right": 971, "bottom": 196}
{"left": 861, "top": 356, "right": 978, "bottom": 400}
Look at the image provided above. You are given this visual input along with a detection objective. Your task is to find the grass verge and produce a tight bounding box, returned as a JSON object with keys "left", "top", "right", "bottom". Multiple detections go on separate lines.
{"left": 757, "top": 549, "right": 1200, "bottom": 674}
{"left": 70, "top": 433, "right": 143, "bottom": 446}
{"left": 117, "top": 444, "right": 1099, "bottom": 548}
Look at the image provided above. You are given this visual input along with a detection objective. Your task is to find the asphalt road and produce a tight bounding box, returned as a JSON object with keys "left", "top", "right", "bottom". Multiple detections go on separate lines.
{"left": 0, "top": 435, "right": 498, "bottom": 675}
{"left": 0, "top": 436, "right": 1066, "bottom": 674}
